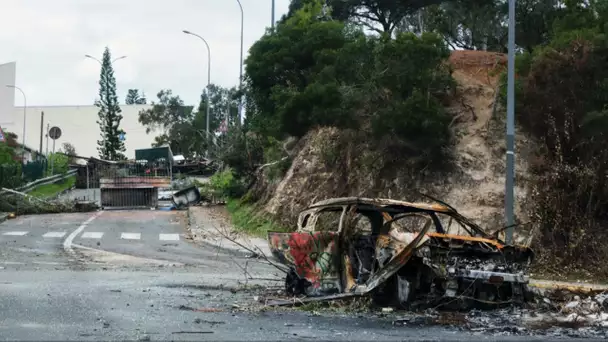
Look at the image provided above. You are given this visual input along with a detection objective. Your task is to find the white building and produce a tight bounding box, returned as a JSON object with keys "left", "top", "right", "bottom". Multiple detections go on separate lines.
{"left": 0, "top": 61, "right": 158, "bottom": 159}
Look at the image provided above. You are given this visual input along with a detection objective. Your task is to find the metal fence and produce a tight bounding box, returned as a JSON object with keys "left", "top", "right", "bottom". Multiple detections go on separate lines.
{"left": 72, "top": 160, "right": 172, "bottom": 209}
{"left": 23, "top": 160, "right": 47, "bottom": 182}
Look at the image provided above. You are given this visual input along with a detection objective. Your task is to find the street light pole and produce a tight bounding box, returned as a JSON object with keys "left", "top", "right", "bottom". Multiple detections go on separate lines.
{"left": 271, "top": 0, "right": 275, "bottom": 29}
{"left": 505, "top": 0, "right": 516, "bottom": 244}
{"left": 5, "top": 85, "right": 27, "bottom": 164}
{"left": 236, "top": 0, "right": 244, "bottom": 126}
{"left": 85, "top": 54, "right": 127, "bottom": 65}
{"left": 183, "top": 30, "right": 212, "bottom": 158}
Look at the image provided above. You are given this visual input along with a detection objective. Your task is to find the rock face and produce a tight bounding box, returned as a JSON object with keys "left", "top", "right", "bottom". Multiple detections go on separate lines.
{"left": 256, "top": 51, "right": 533, "bottom": 236}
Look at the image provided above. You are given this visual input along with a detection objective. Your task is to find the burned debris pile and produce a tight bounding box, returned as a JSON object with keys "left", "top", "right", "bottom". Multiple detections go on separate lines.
{"left": 266, "top": 197, "right": 534, "bottom": 310}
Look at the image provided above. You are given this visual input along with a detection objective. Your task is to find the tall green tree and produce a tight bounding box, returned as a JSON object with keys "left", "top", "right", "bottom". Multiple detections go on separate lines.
{"left": 138, "top": 86, "right": 236, "bottom": 158}
{"left": 125, "top": 89, "right": 147, "bottom": 104}
{"left": 288, "top": 0, "right": 459, "bottom": 35}
{"left": 138, "top": 89, "right": 214, "bottom": 157}
{"left": 197, "top": 85, "right": 240, "bottom": 133}
{"left": 96, "top": 47, "right": 126, "bottom": 160}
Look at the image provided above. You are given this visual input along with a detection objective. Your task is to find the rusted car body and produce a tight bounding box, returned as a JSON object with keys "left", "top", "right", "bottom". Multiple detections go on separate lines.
{"left": 268, "top": 197, "right": 534, "bottom": 308}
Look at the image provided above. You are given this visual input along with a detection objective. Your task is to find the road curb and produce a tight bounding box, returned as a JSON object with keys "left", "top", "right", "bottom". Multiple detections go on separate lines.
{"left": 0, "top": 213, "right": 8, "bottom": 225}
{"left": 186, "top": 206, "right": 272, "bottom": 257}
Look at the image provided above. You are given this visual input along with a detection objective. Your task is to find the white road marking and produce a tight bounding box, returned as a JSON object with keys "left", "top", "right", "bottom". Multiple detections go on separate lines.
{"left": 43, "top": 232, "right": 67, "bottom": 238}
{"left": 2, "top": 231, "right": 28, "bottom": 236}
{"left": 159, "top": 234, "right": 180, "bottom": 241}
{"left": 63, "top": 211, "right": 103, "bottom": 256}
{"left": 121, "top": 233, "right": 141, "bottom": 240}
{"left": 81, "top": 232, "right": 104, "bottom": 239}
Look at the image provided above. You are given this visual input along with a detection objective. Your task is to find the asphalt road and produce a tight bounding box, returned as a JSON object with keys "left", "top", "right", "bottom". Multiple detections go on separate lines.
{"left": 0, "top": 211, "right": 597, "bottom": 341}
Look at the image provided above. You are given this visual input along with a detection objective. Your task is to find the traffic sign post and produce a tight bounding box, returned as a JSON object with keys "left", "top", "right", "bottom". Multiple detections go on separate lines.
{"left": 0, "top": 126, "right": 5, "bottom": 143}
{"left": 48, "top": 126, "right": 62, "bottom": 175}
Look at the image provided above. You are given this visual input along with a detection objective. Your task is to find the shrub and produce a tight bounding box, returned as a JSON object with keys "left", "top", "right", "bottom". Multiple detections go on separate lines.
{"left": 209, "top": 168, "right": 245, "bottom": 198}
{"left": 47, "top": 153, "right": 69, "bottom": 175}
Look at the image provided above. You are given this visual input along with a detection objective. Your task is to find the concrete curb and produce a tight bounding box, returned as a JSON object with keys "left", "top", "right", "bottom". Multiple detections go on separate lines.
{"left": 528, "top": 279, "right": 608, "bottom": 292}
{"left": 186, "top": 206, "right": 272, "bottom": 258}
{"left": 0, "top": 213, "right": 8, "bottom": 225}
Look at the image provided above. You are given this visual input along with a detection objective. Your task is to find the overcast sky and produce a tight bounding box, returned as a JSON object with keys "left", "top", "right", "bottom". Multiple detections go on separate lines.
{"left": 0, "top": 0, "right": 290, "bottom": 107}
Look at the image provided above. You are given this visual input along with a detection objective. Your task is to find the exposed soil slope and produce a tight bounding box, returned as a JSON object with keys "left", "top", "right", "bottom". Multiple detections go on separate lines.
{"left": 257, "top": 51, "right": 532, "bottom": 234}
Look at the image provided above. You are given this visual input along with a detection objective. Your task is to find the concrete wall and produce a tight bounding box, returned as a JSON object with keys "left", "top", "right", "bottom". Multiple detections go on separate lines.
{"left": 0, "top": 62, "right": 17, "bottom": 128}
{"left": 0, "top": 61, "right": 159, "bottom": 159}
{"left": 3, "top": 104, "right": 159, "bottom": 159}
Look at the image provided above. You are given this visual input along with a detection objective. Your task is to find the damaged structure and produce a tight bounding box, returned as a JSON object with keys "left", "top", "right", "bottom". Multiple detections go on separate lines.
{"left": 268, "top": 197, "right": 534, "bottom": 309}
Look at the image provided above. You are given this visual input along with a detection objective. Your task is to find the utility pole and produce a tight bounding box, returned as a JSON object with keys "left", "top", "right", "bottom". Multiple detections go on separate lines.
{"left": 39, "top": 111, "right": 44, "bottom": 155}
{"left": 45, "top": 123, "right": 49, "bottom": 156}
{"left": 505, "top": 0, "right": 516, "bottom": 244}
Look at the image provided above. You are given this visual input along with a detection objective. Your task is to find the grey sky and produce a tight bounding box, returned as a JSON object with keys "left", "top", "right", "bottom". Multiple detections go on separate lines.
{"left": 0, "top": 0, "right": 290, "bottom": 107}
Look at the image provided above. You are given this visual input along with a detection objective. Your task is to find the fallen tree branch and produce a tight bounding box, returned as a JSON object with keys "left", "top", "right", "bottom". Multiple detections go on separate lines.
{"left": 211, "top": 224, "right": 289, "bottom": 274}
{"left": 1, "top": 187, "right": 51, "bottom": 204}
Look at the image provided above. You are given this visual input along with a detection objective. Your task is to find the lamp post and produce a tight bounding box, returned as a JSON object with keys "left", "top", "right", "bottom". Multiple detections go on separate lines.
{"left": 5, "top": 85, "right": 27, "bottom": 164}
{"left": 84, "top": 54, "right": 127, "bottom": 65}
{"left": 236, "top": 0, "right": 244, "bottom": 126}
{"left": 505, "top": 0, "right": 516, "bottom": 244}
{"left": 183, "top": 30, "right": 212, "bottom": 158}
{"left": 271, "top": 0, "right": 275, "bottom": 29}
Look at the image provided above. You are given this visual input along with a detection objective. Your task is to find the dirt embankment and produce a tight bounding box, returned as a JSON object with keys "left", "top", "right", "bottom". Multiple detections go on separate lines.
{"left": 253, "top": 51, "right": 534, "bottom": 234}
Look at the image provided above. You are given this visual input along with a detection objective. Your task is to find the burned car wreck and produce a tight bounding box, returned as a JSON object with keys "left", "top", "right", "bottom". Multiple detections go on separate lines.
{"left": 268, "top": 197, "right": 534, "bottom": 309}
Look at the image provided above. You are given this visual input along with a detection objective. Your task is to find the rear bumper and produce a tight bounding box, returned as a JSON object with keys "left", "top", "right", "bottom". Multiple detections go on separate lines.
{"left": 457, "top": 269, "right": 529, "bottom": 284}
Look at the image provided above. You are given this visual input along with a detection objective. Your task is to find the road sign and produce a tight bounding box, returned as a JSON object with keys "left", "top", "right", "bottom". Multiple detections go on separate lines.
{"left": 0, "top": 126, "right": 5, "bottom": 142}
{"left": 49, "top": 126, "right": 62, "bottom": 140}
{"left": 119, "top": 132, "right": 126, "bottom": 141}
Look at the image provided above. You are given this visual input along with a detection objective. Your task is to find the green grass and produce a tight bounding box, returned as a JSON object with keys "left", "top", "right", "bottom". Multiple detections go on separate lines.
{"left": 28, "top": 176, "right": 76, "bottom": 199}
{"left": 225, "top": 198, "right": 289, "bottom": 237}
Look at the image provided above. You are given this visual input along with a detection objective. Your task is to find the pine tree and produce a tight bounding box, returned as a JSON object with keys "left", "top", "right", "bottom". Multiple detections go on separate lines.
{"left": 96, "top": 47, "right": 126, "bottom": 160}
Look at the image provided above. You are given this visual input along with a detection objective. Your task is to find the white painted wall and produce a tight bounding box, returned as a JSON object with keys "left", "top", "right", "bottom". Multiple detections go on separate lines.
{"left": 0, "top": 62, "right": 17, "bottom": 127}
{"left": 4, "top": 104, "right": 159, "bottom": 159}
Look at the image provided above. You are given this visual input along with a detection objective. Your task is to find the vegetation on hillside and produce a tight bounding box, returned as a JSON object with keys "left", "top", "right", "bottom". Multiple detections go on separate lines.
{"left": 198, "top": 0, "right": 608, "bottom": 277}
{"left": 28, "top": 176, "right": 76, "bottom": 199}
{"left": 512, "top": 1, "right": 608, "bottom": 272}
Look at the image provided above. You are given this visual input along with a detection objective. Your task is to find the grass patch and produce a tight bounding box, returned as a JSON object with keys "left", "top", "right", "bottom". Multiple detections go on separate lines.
{"left": 225, "top": 198, "right": 289, "bottom": 238}
{"left": 28, "top": 176, "right": 76, "bottom": 199}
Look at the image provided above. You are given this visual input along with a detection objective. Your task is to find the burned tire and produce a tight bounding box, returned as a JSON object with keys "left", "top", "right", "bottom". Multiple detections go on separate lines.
{"left": 285, "top": 268, "right": 311, "bottom": 296}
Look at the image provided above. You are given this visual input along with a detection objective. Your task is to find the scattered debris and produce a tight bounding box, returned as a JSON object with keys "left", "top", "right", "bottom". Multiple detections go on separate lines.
{"left": 194, "top": 319, "right": 225, "bottom": 326}
{"left": 172, "top": 186, "right": 202, "bottom": 209}
{"left": 268, "top": 197, "right": 534, "bottom": 310}
{"left": 178, "top": 305, "right": 223, "bottom": 313}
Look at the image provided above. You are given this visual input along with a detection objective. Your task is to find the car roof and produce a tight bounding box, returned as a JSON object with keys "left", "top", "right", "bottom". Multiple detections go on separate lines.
{"left": 307, "top": 197, "right": 453, "bottom": 213}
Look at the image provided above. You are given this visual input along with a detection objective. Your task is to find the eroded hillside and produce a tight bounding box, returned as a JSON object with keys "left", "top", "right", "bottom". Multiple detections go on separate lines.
{"left": 253, "top": 51, "right": 533, "bottom": 235}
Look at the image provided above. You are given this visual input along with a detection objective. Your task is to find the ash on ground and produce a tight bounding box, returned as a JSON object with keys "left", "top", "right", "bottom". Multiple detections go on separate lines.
{"left": 392, "top": 290, "right": 608, "bottom": 338}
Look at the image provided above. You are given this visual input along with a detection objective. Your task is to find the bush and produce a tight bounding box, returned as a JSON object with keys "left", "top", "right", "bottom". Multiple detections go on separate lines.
{"left": 47, "top": 153, "right": 69, "bottom": 175}
{"left": 0, "top": 164, "right": 22, "bottom": 189}
{"left": 519, "top": 32, "right": 608, "bottom": 274}
{"left": 209, "top": 168, "right": 245, "bottom": 198}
